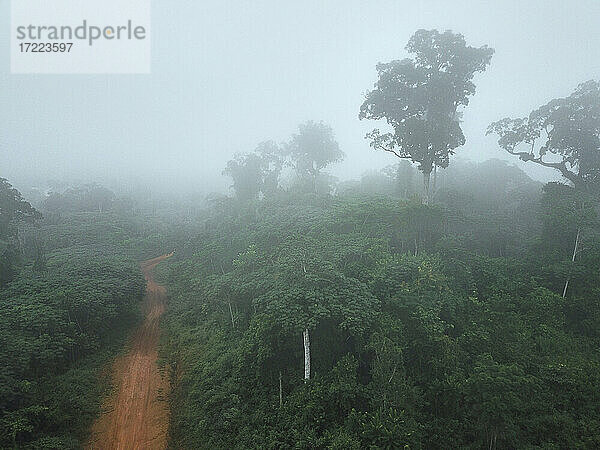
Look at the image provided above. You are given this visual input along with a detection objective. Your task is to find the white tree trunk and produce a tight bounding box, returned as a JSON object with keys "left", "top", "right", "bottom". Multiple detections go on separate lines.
{"left": 228, "top": 302, "right": 235, "bottom": 328}
{"left": 303, "top": 328, "right": 311, "bottom": 381}
{"left": 279, "top": 370, "right": 283, "bottom": 407}
{"left": 562, "top": 228, "right": 580, "bottom": 298}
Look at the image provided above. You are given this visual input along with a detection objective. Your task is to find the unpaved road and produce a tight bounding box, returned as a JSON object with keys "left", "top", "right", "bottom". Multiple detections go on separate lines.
{"left": 87, "top": 254, "right": 172, "bottom": 450}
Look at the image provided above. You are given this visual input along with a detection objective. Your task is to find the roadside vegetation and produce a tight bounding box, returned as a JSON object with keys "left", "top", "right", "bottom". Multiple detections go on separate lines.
{"left": 0, "top": 180, "right": 174, "bottom": 448}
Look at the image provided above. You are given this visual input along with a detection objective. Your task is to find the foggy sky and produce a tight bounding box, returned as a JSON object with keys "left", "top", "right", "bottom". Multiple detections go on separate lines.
{"left": 1, "top": 0, "right": 600, "bottom": 194}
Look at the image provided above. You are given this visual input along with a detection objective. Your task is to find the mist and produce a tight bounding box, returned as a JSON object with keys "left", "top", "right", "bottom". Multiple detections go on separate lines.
{"left": 2, "top": 0, "right": 599, "bottom": 195}
{"left": 4, "top": 1, "right": 600, "bottom": 448}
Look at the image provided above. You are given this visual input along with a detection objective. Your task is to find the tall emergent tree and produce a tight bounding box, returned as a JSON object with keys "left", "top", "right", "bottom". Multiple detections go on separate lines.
{"left": 488, "top": 81, "right": 600, "bottom": 298}
{"left": 223, "top": 141, "right": 284, "bottom": 201}
{"left": 224, "top": 153, "right": 267, "bottom": 201}
{"left": 487, "top": 80, "right": 600, "bottom": 191}
{"left": 285, "top": 121, "right": 344, "bottom": 193}
{"left": 359, "top": 29, "right": 494, "bottom": 204}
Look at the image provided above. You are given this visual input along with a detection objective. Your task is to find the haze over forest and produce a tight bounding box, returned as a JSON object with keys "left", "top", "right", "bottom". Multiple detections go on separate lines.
{"left": 2, "top": 0, "right": 600, "bottom": 193}
{"left": 3, "top": 1, "right": 600, "bottom": 448}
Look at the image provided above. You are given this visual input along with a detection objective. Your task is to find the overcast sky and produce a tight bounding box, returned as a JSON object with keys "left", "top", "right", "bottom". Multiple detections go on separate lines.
{"left": 1, "top": 0, "right": 600, "bottom": 193}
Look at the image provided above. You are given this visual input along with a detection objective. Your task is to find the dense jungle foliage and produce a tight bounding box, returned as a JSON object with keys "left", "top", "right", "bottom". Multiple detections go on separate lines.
{"left": 0, "top": 179, "right": 179, "bottom": 449}
{"left": 157, "top": 160, "right": 600, "bottom": 449}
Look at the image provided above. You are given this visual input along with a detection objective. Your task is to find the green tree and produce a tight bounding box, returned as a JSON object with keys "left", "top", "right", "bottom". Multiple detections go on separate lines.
{"left": 223, "top": 153, "right": 265, "bottom": 201}
{"left": 0, "top": 178, "right": 41, "bottom": 286}
{"left": 43, "top": 184, "right": 115, "bottom": 213}
{"left": 488, "top": 80, "right": 600, "bottom": 191}
{"left": 223, "top": 142, "right": 284, "bottom": 201}
{"left": 539, "top": 183, "right": 598, "bottom": 298}
{"left": 256, "top": 141, "right": 284, "bottom": 198}
{"left": 285, "top": 121, "right": 344, "bottom": 193}
{"left": 252, "top": 242, "right": 379, "bottom": 382}
{"left": 0, "top": 178, "right": 40, "bottom": 238}
{"left": 359, "top": 29, "right": 494, "bottom": 203}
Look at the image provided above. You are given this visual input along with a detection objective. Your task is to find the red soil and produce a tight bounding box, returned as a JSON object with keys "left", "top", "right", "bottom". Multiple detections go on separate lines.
{"left": 87, "top": 253, "right": 172, "bottom": 450}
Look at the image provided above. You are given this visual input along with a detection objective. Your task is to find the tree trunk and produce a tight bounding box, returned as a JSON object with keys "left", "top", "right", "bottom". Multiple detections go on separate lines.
{"left": 303, "top": 328, "right": 311, "bottom": 381}
{"left": 562, "top": 228, "right": 580, "bottom": 298}
{"left": 279, "top": 370, "right": 283, "bottom": 407}
{"left": 228, "top": 302, "right": 235, "bottom": 328}
{"left": 422, "top": 171, "right": 431, "bottom": 205}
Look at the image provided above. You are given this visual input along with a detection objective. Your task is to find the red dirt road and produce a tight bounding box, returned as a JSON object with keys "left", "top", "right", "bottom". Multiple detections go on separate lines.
{"left": 87, "top": 254, "right": 172, "bottom": 450}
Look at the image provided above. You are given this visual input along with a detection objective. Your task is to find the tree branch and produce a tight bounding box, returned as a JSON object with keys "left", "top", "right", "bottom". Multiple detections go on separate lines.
{"left": 505, "top": 148, "right": 582, "bottom": 186}
{"left": 374, "top": 143, "right": 411, "bottom": 160}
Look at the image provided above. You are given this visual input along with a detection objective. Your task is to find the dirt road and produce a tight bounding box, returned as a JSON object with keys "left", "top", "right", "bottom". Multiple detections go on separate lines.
{"left": 87, "top": 254, "right": 172, "bottom": 450}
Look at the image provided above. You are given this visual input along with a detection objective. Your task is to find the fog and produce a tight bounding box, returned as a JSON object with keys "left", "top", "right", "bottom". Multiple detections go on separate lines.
{"left": 2, "top": 0, "right": 600, "bottom": 194}
{"left": 3, "top": 3, "right": 600, "bottom": 447}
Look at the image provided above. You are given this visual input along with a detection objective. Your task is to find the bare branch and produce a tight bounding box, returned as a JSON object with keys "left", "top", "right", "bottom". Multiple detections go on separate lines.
{"left": 505, "top": 148, "right": 581, "bottom": 186}
{"left": 373, "top": 142, "right": 411, "bottom": 160}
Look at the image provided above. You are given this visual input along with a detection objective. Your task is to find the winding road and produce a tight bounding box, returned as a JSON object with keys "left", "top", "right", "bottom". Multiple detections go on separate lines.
{"left": 87, "top": 254, "right": 172, "bottom": 450}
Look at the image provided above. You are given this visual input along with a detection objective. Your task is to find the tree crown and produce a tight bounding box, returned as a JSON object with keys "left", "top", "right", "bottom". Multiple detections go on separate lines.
{"left": 360, "top": 29, "right": 493, "bottom": 174}
{"left": 488, "top": 80, "right": 600, "bottom": 190}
